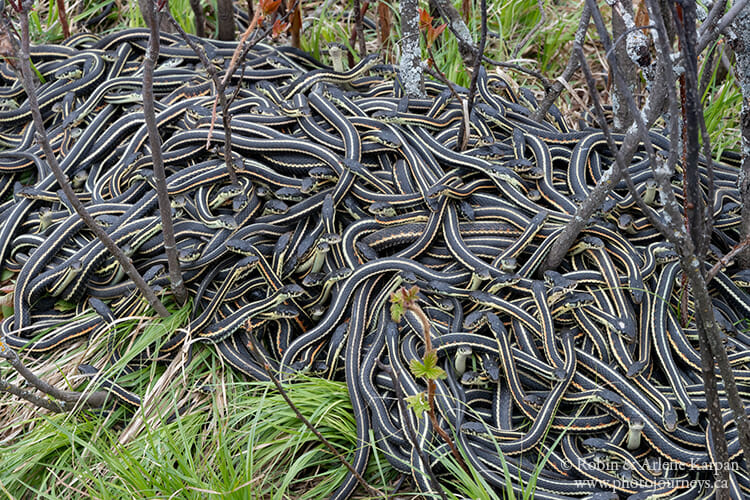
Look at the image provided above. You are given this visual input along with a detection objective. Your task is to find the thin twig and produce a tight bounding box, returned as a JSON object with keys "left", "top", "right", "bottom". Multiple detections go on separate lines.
{"left": 431, "top": 0, "right": 476, "bottom": 68}
{"left": 512, "top": 0, "right": 544, "bottom": 59}
{"left": 165, "top": 14, "right": 239, "bottom": 185}
{"left": 731, "top": 6, "right": 750, "bottom": 267}
{"left": 54, "top": 0, "right": 70, "bottom": 39}
{"left": 707, "top": 235, "right": 750, "bottom": 282}
{"left": 0, "top": 377, "right": 67, "bottom": 412}
{"left": 673, "top": 1, "right": 709, "bottom": 260}
{"left": 202, "top": 2, "right": 296, "bottom": 183}
{"left": 376, "top": 0, "right": 392, "bottom": 59}
{"left": 217, "top": 0, "right": 235, "bottom": 41}
{"left": 288, "top": 0, "right": 301, "bottom": 49}
{"left": 699, "top": 0, "right": 729, "bottom": 43}
{"left": 0, "top": 340, "right": 108, "bottom": 410}
{"left": 202, "top": 5, "right": 266, "bottom": 178}
{"left": 424, "top": 45, "right": 462, "bottom": 102}
{"left": 458, "top": 0, "right": 486, "bottom": 151}
{"left": 353, "top": 0, "right": 366, "bottom": 57}
{"left": 189, "top": 0, "right": 206, "bottom": 37}
{"left": 541, "top": 0, "right": 669, "bottom": 272}
{"left": 399, "top": 0, "right": 423, "bottom": 97}
{"left": 697, "top": 0, "right": 750, "bottom": 54}
{"left": 408, "top": 306, "right": 470, "bottom": 475}
{"left": 532, "top": 2, "right": 591, "bottom": 123}
{"left": 142, "top": 0, "right": 187, "bottom": 306}
{"left": 481, "top": 56, "right": 551, "bottom": 88}
{"left": 574, "top": 45, "right": 668, "bottom": 238}
{"left": 650, "top": 0, "right": 750, "bottom": 473}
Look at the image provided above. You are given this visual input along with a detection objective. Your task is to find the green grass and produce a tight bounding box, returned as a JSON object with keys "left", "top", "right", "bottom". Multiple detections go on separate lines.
{"left": 1, "top": 346, "right": 397, "bottom": 499}
{"left": 701, "top": 43, "right": 742, "bottom": 156}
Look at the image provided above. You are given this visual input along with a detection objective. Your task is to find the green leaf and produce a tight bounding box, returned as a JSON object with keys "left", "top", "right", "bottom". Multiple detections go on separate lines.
{"left": 1, "top": 269, "right": 14, "bottom": 281}
{"left": 409, "top": 351, "right": 446, "bottom": 380}
{"left": 30, "top": 60, "right": 46, "bottom": 84}
{"left": 423, "top": 350, "right": 438, "bottom": 369}
{"left": 390, "top": 301, "right": 405, "bottom": 322}
{"left": 389, "top": 286, "right": 422, "bottom": 323}
{"left": 405, "top": 393, "right": 429, "bottom": 416}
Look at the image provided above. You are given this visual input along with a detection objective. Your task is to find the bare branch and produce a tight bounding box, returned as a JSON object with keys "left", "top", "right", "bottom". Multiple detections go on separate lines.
{"left": 610, "top": 0, "right": 651, "bottom": 130}
{"left": 730, "top": 4, "right": 750, "bottom": 266}
{"left": 574, "top": 45, "right": 669, "bottom": 237}
{"left": 376, "top": 0, "right": 392, "bottom": 58}
{"left": 0, "top": 377, "right": 67, "bottom": 412}
{"left": 481, "top": 56, "right": 551, "bottom": 88}
{"left": 288, "top": 0, "right": 301, "bottom": 49}
{"left": 700, "top": 0, "right": 729, "bottom": 43}
{"left": 458, "top": 0, "right": 487, "bottom": 151}
{"left": 673, "top": 0, "right": 710, "bottom": 260}
{"left": 217, "top": 0, "right": 235, "bottom": 41}
{"left": 430, "top": 0, "right": 476, "bottom": 67}
{"left": 189, "top": 0, "right": 206, "bottom": 37}
{"left": 707, "top": 235, "right": 750, "bottom": 282}
{"left": 378, "top": 358, "right": 448, "bottom": 500}
{"left": 138, "top": 0, "right": 174, "bottom": 32}
{"left": 5, "top": 1, "right": 170, "bottom": 318}
{"left": 353, "top": 0, "right": 366, "bottom": 57}
{"left": 649, "top": 0, "right": 750, "bottom": 472}
{"left": 0, "top": 340, "right": 108, "bottom": 410}
{"left": 165, "top": 11, "right": 242, "bottom": 185}
{"left": 55, "top": 0, "right": 70, "bottom": 39}
{"left": 698, "top": 0, "right": 750, "bottom": 53}
{"left": 512, "top": 0, "right": 544, "bottom": 59}
{"left": 142, "top": 0, "right": 187, "bottom": 306}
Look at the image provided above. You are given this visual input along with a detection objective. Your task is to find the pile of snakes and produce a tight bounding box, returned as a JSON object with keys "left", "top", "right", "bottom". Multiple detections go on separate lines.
{"left": 2, "top": 29, "right": 750, "bottom": 499}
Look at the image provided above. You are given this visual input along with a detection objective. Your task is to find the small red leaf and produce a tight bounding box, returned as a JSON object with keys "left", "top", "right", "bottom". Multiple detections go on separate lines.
{"left": 426, "top": 23, "right": 447, "bottom": 49}
{"left": 418, "top": 8, "right": 433, "bottom": 32}
{"left": 259, "top": 0, "right": 282, "bottom": 18}
{"left": 272, "top": 18, "right": 289, "bottom": 37}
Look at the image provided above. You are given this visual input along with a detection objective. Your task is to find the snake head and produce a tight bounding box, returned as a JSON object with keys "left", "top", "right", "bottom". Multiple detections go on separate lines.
{"left": 226, "top": 238, "right": 256, "bottom": 255}
{"left": 662, "top": 407, "right": 678, "bottom": 433}
{"left": 581, "top": 437, "right": 608, "bottom": 451}
{"left": 368, "top": 201, "right": 396, "bottom": 216}
{"left": 369, "top": 128, "right": 401, "bottom": 148}
{"left": 274, "top": 187, "right": 305, "bottom": 201}
{"left": 613, "top": 317, "right": 637, "bottom": 342}
{"left": 595, "top": 389, "right": 623, "bottom": 407}
{"left": 302, "top": 272, "right": 326, "bottom": 287}
{"left": 279, "top": 284, "right": 306, "bottom": 299}
{"left": 325, "top": 267, "right": 352, "bottom": 282}
{"left": 626, "top": 360, "right": 648, "bottom": 378}
{"left": 236, "top": 255, "right": 260, "bottom": 271}
{"left": 489, "top": 273, "right": 520, "bottom": 289}
{"left": 463, "top": 310, "right": 488, "bottom": 330}
{"left": 468, "top": 290, "right": 493, "bottom": 305}
{"left": 264, "top": 304, "right": 300, "bottom": 319}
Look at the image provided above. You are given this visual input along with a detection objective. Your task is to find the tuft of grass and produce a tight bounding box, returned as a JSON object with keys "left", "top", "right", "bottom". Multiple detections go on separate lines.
{"left": 1, "top": 344, "right": 398, "bottom": 499}
{"left": 700, "top": 44, "right": 742, "bottom": 156}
